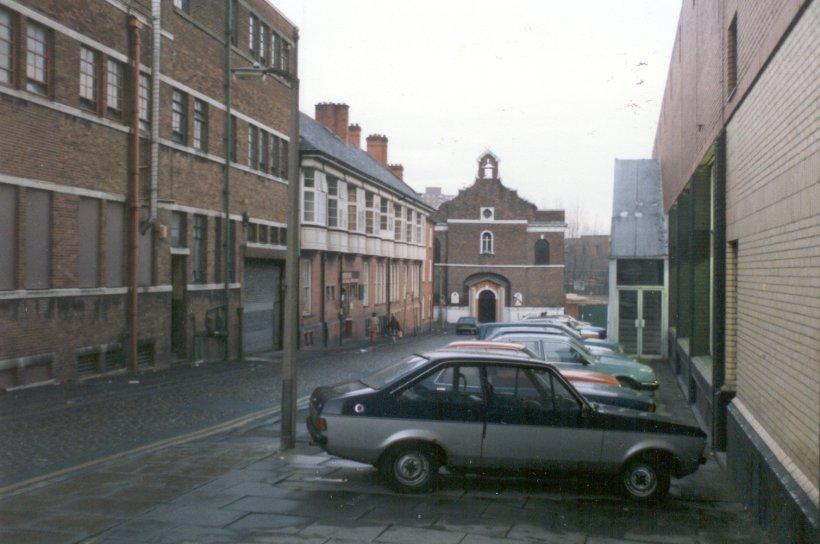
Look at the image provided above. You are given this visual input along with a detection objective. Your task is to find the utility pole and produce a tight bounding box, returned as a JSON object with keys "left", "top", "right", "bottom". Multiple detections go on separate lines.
{"left": 280, "top": 31, "right": 301, "bottom": 450}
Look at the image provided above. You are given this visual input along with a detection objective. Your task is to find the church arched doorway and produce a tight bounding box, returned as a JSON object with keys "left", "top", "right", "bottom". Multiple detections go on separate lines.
{"left": 477, "top": 290, "right": 497, "bottom": 323}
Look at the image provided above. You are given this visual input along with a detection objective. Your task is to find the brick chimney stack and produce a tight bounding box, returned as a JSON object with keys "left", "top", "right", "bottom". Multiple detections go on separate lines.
{"left": 314, "top": 102, "right": 349, "bottom": 141}
{"left": 347, "top": 124, "right": 361, "bottom": 148}
{"left": 366, "top": 134, "right": 388, "bottom": 166}
{"left": 388, "top": 164, "right": 404, "bottom": 181}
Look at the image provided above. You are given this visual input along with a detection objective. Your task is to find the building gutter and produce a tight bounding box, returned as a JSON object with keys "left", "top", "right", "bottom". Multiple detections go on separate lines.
{"left": 127, "top": 16, "right": 143, "bottom": 372}
{"left": 146, "top": 0, "right": 161, "bottom": 229}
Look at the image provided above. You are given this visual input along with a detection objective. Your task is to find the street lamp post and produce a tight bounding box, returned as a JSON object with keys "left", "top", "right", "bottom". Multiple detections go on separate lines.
{"left": 224, "top": 0, "right": 300, "bottom": 450}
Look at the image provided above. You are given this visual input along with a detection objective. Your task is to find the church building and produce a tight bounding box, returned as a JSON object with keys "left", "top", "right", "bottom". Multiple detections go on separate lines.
{"left": 433, "top": 152, "right": 566, "bottom": 323}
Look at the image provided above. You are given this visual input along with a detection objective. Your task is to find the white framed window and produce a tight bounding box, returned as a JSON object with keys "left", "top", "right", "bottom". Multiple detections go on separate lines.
{"left": 301, "top": 258, "right": 312, "bottom": 315}
{"left": 481, "top": 231, "right": 494, "bottom": 254}
{"left": 357, "top": 188, "right": 366, "bottom": 233}
{"left": 347, "top": 184, "right": 358, "bottom": 231}
{"left": 327, "top": 177, "right": 338, "bottom": 228}
{"left": 365, "top": 192, "right": 375, "bottom": 234}
{"left": 106, "top": 59, "right": 123, "bottom": 116}
{"left": 480, "top": 207, "right": 495, "bottom": 221}
{"left": 337, "top": 179, "right": 348, "bottom": 229}
{"left": 379, "top": 198, "right": 389, "bottom": 232}
{"left": 362, "top": 261, "right": 369, "bottom": 306}
{"left": 79, "top": 46, "right": 97, "bottom": 108}
{"left": 138, "top": 73, "right": 151, "bottom": 133}
{"left": 302, "top": 168, "right": 316, "bottom": 223}
{"left": 415, "top": 212, "right": 422, "bottom": 245}
{"left": 394, "top": 204, "right": 403, "bottom": 241}
{"left": 405, "top": 208, "right": 413, "bottom": 242}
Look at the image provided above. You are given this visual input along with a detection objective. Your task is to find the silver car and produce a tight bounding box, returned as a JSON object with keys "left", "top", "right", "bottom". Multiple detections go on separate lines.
{"left": 307, "top": 352, "right": 707, "bottom": 501}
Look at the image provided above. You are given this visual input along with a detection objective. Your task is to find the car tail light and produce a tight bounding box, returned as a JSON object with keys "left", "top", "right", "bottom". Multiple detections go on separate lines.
{"left": 315, "top": 417, "right": 327, "bottom": 432}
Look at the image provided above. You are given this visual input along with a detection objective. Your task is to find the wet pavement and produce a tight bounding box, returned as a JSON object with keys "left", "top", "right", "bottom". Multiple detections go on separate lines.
{"left": 0, "top": 332, "right": 765, "bottom": 544}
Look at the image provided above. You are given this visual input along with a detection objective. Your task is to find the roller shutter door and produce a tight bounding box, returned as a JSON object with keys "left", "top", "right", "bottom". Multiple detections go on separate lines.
{"left": 243, "top": 259, "right": 282, "bottom": 353}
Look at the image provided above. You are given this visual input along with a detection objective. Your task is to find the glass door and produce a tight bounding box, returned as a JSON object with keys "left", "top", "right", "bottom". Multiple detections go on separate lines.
{"left": 640, "top": 290, "right": 662, "bottom": 356}
{"left": 618, "top": 290, "right": 638, "bottom": 354}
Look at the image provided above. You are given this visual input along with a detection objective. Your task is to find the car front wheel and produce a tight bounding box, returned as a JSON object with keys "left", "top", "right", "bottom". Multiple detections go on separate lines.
{"left": 620, "top": 457, "right": 670, "bottom": 501}
{"left": 382, "top": 444, "right": 439, "bottom": 493}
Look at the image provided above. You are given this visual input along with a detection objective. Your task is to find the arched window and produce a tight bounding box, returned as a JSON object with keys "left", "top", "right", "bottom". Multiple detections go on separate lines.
{"left": 534, "top": 239, "right": 550, "bottom": 264}
{"left": 481, "top": 231, "right": 494, "bottom": 255}
{"left": 434, "top": 239, "right": 441, "bottom": 262}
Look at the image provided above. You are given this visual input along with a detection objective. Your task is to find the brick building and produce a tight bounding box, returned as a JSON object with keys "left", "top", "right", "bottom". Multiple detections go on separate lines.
{"left": 0, "top": 0, "right": 297, "bottom": 386}
{"left": 298, "top": 103, "right": 433, "bottom": 347}
{"left": 433, "top": 152, "right": 566, "bottom": 323}
{"left": 564, "top": 235, "right": 610, "bottom": 296}
{"left": 417, "top": 186, "right": 455, "bottom": 210}
{"left": 653, "top": 0, "right": 818, "bottom": 539}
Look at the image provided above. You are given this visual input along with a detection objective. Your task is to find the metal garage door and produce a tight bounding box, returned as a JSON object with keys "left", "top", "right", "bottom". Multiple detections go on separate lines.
{"left": 243, "top": 259, "right": 282, "bottom": 354}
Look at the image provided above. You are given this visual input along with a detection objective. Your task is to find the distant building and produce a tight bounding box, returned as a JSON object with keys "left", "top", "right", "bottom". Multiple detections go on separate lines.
{"left": 433, "top": 151, "right": 566, "bottom": 323}
{"left": 298, "top": 103, "right": 434, "bottom": 347}
{"left": 606, "top": 159, "right": 668, "bottom": 359}
{"left": 653, "top": 1, "right": 818, "bottom": 540}
{"left": 564, "top": 235, "right": 610, "bottom": 296}
{"left": 418, "top": 187, "right": 455, "bottom": 210}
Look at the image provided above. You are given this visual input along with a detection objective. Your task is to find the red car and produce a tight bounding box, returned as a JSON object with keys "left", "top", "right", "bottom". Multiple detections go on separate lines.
{"left": 444, "top": 341, "right": 621, "bottom": 387}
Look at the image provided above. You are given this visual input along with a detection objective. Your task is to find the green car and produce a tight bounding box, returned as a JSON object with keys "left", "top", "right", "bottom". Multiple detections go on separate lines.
{"left": 492, "top": 333, "right": 658, "bottom": 390}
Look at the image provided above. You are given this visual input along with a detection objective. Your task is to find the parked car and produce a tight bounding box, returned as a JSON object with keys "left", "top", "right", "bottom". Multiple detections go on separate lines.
{"left": 455, "top": 316, "right": 479, "bottom": 335}
{"left": 478, "top": 322, "right": 621, "bottom": 353}
{"left": 444, "top": 341, "right": 650, "bottom": 411}
{"left": 490, "top": 333, "right": 658, "bottom": 390}
{"left": 524, "top": 313, "right": 607, "bottom": 339}
{"left": 307, "top": 352, "right": 705, "bottom": 501}
{"left": 445, "top": 341, "right": 621, "bottom": 387}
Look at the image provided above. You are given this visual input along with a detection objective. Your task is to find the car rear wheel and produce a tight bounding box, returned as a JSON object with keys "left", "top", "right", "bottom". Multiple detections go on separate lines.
{"left": 620, "top": 457, "right": 670, "bottom": 501}
{"left": 381, "top": 444, "right": 439, "bottom": 493}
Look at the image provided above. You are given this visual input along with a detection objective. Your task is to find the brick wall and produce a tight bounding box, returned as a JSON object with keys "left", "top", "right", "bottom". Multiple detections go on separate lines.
{"left": 725, "top": 0, "right": 819, "bottom": 499}
{"left": 653, "top": 0, "right": 809, "bottom": 211}
{"left": 0, "top": 0, "right": 295, "bottom": 385}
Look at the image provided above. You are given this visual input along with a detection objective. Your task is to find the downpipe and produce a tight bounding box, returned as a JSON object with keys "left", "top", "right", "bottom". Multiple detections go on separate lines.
{"left": 145, "top": 0, "right": 161, "bottom": 231}
{"left": 127, "top": 16, "right": 143, "bottom": 372}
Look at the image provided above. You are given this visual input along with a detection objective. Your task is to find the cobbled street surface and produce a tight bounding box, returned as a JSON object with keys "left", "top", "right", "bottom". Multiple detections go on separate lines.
{"left": 0, "top": 330, "right": 765, "bottom": 544}
{"left": 0, "top": 330, "right": 450, "bottom": 488}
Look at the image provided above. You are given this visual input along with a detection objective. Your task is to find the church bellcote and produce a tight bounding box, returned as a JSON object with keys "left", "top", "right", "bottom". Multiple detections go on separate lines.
{"left": 477, "top": 151, "right": 499, "bottom": 179}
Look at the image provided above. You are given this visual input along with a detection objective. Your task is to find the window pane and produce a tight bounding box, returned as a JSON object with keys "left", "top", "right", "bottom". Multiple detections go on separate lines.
{"left": 0, "top": 9, "right": 12, "bottom": 84}
{"left": 172, "top": 90, "right": 186, "bottom": 142}
{"left": 78, "top": 198, "right": 99, "bottom": 287}
{"left": 138, "top": 222, "right": 152, "bottom": 286}
{"left": 104, "top": 202, "right": 124, "bottom": 286}
{"left": 138, "top": 74, "right": 151, "bottom": 132}
{"left": 106, "top": 59, "right": 122, "bottom": 113}
{"left": 170, "top": 212, "right": 186, "bottom": 248}
{"left": 193, "top": 99, "right": 207, "bottom": 151}
{"left": 24, "top": 189, "right": 50, "bottom": 289}
{"left": 0, "top": 184, "right": 15, "bottom": 289}
{"left": 79, "top": 47, "right": 96, "bottom": 104}
{"left": 616, "top": 259, "right": 663, "bottom": 285}
{"left": 192, "top": 215, "right": 205, "bottom": 282}
{"left": 26, "top": 23, "right": 48, "bottom": 94}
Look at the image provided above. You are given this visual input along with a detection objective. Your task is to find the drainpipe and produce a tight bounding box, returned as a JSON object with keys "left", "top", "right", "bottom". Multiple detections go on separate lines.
{"left": 320, "top": 253, "right": 327, "bottom": 347}
{"left": 147, "top": 0, "right": 161, "bottom": 228}
{"left": 127, "top": 17, "right": 143, "bottom": 373}
{"left": 222, "top": 0, "right": 234, "bottom": 361}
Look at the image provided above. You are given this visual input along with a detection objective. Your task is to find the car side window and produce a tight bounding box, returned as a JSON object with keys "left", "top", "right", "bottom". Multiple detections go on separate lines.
{"left": 541, "top": 342, "right": 576, "bottom": 363}
{"left": 401, "top": 365, "right": 483, "bottom": 402}
{"left": 529, "top": 368, "right": 581, "bottom": 414}
{"left": 485, "top": 365, "right": 580, "bottom": 425}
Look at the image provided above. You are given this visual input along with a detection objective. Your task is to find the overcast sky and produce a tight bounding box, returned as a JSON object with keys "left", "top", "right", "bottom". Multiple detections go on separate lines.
{"left": 270, "top": 0, "right": 681, "bottom": 234}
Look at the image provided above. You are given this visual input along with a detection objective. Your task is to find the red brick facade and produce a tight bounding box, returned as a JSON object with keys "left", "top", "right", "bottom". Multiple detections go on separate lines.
{"left": 0, "top": 0, "right": 296, "bottom": 387}
{"left": 433, "top": 152, "right": 566, "bottom": 322}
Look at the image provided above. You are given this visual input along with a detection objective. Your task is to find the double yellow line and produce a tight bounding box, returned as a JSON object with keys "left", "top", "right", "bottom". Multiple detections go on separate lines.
{"left": 0, "top": 395, "right": 311, "bottom": 496}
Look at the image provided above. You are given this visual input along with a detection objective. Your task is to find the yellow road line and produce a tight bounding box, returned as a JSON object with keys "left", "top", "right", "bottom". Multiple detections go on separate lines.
{"left": 0, "top": 395, "right": 311, "bottom": 496}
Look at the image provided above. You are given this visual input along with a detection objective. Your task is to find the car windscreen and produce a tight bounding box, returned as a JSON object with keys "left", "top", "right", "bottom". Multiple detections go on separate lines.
{"left": 360, "top": 355, "right": 429, "bottom": 389}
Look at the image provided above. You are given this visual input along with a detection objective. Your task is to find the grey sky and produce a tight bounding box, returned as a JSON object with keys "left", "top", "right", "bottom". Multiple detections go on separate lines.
{"left": 271, "top": 0, "right": 681, "bottom": 233}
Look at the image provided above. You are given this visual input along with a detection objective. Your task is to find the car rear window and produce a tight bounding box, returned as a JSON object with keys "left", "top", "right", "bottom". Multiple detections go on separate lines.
{"left": 360, "top": 355, "right": 428, "bottom": 389}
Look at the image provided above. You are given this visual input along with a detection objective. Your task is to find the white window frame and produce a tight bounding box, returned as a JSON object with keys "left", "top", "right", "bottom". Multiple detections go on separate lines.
{"left": 481, "top": 230, "right": 494, "bottom": 254}
{"left": 301, "top": 258, "right": 312, "bottom": 315}
{"left": 301, "top": 168, "right": 316, "bottom": 223}
{"left": 362, "top": 261, "right": 369, "bottom": 306}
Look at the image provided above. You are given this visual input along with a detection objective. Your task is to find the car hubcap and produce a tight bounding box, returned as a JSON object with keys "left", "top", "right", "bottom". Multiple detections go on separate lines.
{"left": 626, "top": 465, "right": 657, "bottom": 497}
{"left": 395, "top": 452, "right": 429, "bottom": 486}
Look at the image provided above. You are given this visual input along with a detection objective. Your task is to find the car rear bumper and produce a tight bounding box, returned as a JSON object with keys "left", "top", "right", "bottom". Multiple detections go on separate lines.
{"left": 306, "top": 410, "right": 327, "bottom": 446}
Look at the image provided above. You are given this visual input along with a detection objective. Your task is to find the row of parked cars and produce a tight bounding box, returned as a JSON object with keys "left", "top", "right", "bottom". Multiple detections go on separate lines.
{"left": 307, "top": 315, "right": 707, "bottom": 502}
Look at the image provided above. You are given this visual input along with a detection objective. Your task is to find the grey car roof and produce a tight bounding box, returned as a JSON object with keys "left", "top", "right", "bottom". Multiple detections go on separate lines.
{"left": 300, "top": 113, "right": 430, "bottom": 208}
{"left": 610, "top": 159, "right": 668, "bottom": 258}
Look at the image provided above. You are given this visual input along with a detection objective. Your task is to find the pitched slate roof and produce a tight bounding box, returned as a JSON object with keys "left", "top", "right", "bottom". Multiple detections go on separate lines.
{"left": 610, "top": 159, "right": 668, "bottom": 258}
{"left": 299, "top": 113, "right": 428, "bottom": 207}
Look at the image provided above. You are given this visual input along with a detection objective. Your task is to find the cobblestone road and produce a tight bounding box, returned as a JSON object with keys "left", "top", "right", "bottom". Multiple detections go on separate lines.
{"left": 0, "top": 329, "right": 451, "bottom": 488}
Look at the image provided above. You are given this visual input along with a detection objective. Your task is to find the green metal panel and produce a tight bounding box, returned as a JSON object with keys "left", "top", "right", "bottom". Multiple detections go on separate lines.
{"left": 580, "top": 304, "right": 608, "bottom": 328}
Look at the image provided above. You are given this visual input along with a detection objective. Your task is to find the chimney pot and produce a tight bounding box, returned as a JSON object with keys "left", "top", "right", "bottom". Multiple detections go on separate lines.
{"left": 347, "top": 123, "right": 361, "bottom": 148}
{"left": 388, "top": 163, "right": 404, "bottom": 181}
{"left": 314, "top": 102, "right": 349, "bottom": 141}
{"left": 366, "top": 134, "right": 389, "bottom": 166}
